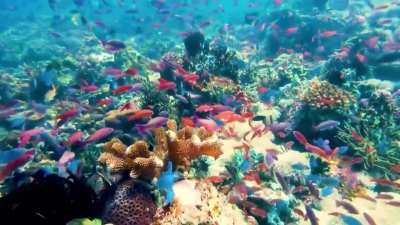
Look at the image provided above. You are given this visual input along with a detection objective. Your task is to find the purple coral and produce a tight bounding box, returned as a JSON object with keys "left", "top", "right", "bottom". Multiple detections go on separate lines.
{"left": 102, "top": 179, "right": 157, "bottom": 225}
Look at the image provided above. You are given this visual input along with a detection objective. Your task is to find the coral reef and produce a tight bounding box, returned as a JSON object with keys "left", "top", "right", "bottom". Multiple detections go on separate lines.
{"left": 98, "top": 138, "right": 166, "bottom": 181}
{"left": 301, "top": 79, "right": 353, "bottom": 112}
{"left": 102, "top": 179, "right": 157, "bottom": 225}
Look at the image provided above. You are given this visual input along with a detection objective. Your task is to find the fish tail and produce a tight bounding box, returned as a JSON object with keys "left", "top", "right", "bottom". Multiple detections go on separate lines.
{"left": 135, "top": 124, "right": 147, "bottom": 134}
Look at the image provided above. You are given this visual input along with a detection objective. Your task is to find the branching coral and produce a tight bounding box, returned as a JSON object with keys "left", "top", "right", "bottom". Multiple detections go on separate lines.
{"left": 158, "top": 120, "right": 223, "bottom": 169}
{"left": 98, "top": 138, "right": 165, "bottom": 181}
{"left": 99, "top": 120, "right": 222, "bottom": 178}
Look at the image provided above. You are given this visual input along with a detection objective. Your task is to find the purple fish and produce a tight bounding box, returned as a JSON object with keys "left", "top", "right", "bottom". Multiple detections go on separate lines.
{"left": 313, "top": 120, "right": 340, "bottom": 132}
{"left": 85, "top": 128, "right": 114, "bottom": 144}
{"left": 135, "top": 117, "right": 168, "bottom": 133}
{"left": 305, "top": 205, "right": 319, "bottom": 225}
{"left": 269, "top": 122, "right": 291, "bottom": 133}
{"left": 104, "top": 68, "right": 123, "bottom": 77}
{"left": 101, "top": 40, "right": 126, "bottom": 52}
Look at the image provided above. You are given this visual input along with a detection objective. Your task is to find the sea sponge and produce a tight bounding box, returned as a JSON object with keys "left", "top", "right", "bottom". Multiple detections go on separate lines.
{"left": 102, "top": 179, "right": 157, "bottom": 225}
{"left": 98, "top": 138, "right": 165, "bottom": 181}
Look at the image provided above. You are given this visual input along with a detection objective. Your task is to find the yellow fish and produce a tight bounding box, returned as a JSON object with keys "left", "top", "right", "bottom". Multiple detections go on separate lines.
{"left": 45, "top": 85, "right": 57, "bottom": 102}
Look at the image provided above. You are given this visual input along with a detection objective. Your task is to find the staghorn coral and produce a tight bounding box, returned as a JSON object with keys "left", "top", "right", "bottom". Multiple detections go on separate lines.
{"left": 301, "top": 78, "right": 353, "bottom": 111}
{"left": 98, "top": 138, "right": 165, "bottom": 181}
{"left": 102, "top": 179, "right": 157, "bottom": 225}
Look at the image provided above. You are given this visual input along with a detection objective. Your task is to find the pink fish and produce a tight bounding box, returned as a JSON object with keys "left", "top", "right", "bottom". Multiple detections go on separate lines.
{"left": 135, "top": 117, "right": 168, "bottom": 133}
{"left": 274, "top": 0, "right": 282, "bottom": 6}
{"left": 364, "top": 36, "right": 379, "bottom": 49}
{"left": 0, "top": 149, "right": 34, "bottom": 182}
{"left": 57, "top": 151, "right": 75, "bottom": 167}
{"left": 80, "top": 85, "right": 98, "bottom": 92}
{"left": 17, "top": 128, "right": 44, "bottom": 148}
{"left": 196, "top": 118, "right": 220, "bottom": 132}
{"left": 104, "top": 68, "right": 123, "bottom": 78}
{"left": 85, "top": 128, "right": 114, "bottom": 144}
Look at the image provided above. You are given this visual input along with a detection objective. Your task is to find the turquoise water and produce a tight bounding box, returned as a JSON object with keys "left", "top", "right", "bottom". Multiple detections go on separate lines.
{"left": 0, "top": 1, "right": 399, "bottom": 225}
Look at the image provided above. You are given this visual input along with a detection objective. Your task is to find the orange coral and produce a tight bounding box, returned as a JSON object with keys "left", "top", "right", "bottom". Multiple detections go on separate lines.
{"left": 98, "top": 138, "right": 165, "bottom": 181}
{"left": 163, "top": 120, "right": 222, "bottom": 168}
{"left": 99, "top": 120, "right": 222, "bottom": 178}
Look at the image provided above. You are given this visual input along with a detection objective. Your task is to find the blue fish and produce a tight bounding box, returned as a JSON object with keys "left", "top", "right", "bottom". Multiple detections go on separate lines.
{"left": 240, "top": 159, "right": 251, "bottom": 172}
{"left": 7, "top": 115, "right": 25, "bottom": 128}
{"left": 341, "top": 215, "right": 363, "bottom": 225}
{"left": 0, "top": 148, "right": 25, "bottom": 164}
{"left": 157, "top": 161, "right": 179, "bottom": 205}
{"left": 321, "top": 187, "right": 334, "bottom": 197}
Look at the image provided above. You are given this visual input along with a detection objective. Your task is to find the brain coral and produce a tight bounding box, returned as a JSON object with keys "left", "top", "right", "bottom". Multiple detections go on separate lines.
{"left": 102, "top": 179, "right": 157, "bottom": 225}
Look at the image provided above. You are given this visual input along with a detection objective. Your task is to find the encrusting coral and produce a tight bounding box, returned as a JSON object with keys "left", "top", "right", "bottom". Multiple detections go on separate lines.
{"left": 301, "top": 78, "right": 354, "bottom": 111}
{"left": 98, "top": 120, "right": 222, "bottom": 179}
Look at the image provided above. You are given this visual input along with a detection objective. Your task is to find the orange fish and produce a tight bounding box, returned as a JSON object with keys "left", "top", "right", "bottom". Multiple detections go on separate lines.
{"left": 351, "top": 131, "right": 364, "bottom": 142}
{"left": 214, "top": 111, "right": 245, "bottom": 123}
{"left": 182, "top": 117, "right": 195, "bottom": 128}
{"left": 127, "top": 109, "right": 153, "bottom": 121}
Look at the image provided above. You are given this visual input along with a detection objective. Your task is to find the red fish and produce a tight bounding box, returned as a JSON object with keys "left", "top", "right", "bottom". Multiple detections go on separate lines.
{"left": 249, "top": 207, "right": 267, "bottom": 218}
{"left": 205, "top": 176, "right": 224, "bottom": 184}
{"left": 127, "top": 109, "right": 153, "bottom": 121}
{"left": 292, "top": 131, "right": 309, "bottom": 145}
{"left": 196, "top": 104, "right": 214, "bottom": 113}
{"left": 85, "top": 128, "right": 114, "bottom": 144}
{"left": 125, "top": 68, "right": 139, "bottom": 76}
{"left": 57, "top": 108, "right": 79, "bottom": 121}
{"left": 157, "top": 78, "right": 176, "bottom": 91}
{"left": 0, "top": 149, "right": 34, "bottom": 182}
{"left": 64, "top": 131, "right": 83, "bottom": 145}
{"left": 96, "top": 98, "right": 113, "bottom": 106}
{"left": 286, "top": 27, "right": 298, "bottom": 35}
{"left": 389, "top": 165, "right": 400, "bottom": 172}
{"left": 351, "top": 131, "right": 364, "bottom": 142}
{"left": 80, "top": 85, "right": 98, "bottom": 92}
{"left": 370, "top": 178, "right": 400, "bottom": 188}
{"left": 112, "top": 84, "right": 133, "bottom": 95}
{"left": 320, "top": 31, "right": 337, "bottom": 38}
{"left": 257, "top": 86, "right": 268, "bottom": 93}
